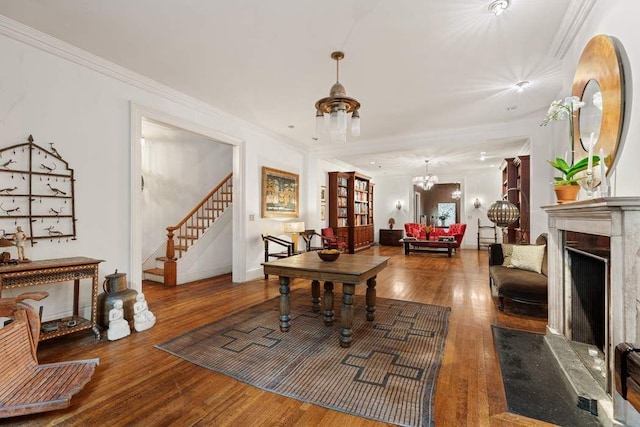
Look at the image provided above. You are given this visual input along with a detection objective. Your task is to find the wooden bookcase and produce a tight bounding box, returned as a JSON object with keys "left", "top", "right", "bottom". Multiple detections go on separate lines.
{"left": 328, "top": 171, "right": 374, "bottom": 253}
{"left": 500, "top": 155, "right": 530, "bottom": 243}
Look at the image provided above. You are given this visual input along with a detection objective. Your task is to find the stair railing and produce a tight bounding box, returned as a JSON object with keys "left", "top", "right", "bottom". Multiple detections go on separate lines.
{"left": 164, "top": 172, "right": 233, "bottom": 286}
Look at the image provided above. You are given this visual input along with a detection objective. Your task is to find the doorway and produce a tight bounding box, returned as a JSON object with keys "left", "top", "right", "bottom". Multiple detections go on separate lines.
{"left": 130, "top": 104, "right": 245, "bottom": 291}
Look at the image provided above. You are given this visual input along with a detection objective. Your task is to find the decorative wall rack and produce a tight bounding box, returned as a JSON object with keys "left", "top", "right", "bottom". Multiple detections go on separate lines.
{"left": 0, "top": 135, "right": 77, "bottom": 245}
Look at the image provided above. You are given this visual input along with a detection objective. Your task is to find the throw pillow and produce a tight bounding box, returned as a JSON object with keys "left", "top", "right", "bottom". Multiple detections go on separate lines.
{"left": 510, "top": 244, "right": 546, "bottom": 274}
{"left": 502, "top": 244, "right": 513, "bottom": 267}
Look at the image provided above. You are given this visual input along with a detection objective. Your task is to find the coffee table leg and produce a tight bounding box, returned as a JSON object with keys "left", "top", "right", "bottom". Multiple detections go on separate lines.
{"left": 404, "top": 241, "right": 410, "bottom": 255}
{"left": 323, "top": 281, "right": 335, "bottom": 326}
{"left": 311, "top": 280, "right": 320, "bottom": 312}
{"left": 279, "top": 276, "right": 290, "bottom": 332}
{"left": 366, "top": 276, "right": 376, "bottom": 321}
{"left": 340, "top": 283, "right": 355, "bottom": 348}
{"left": 448, "top": 244, "right": 452, "bottom": 257}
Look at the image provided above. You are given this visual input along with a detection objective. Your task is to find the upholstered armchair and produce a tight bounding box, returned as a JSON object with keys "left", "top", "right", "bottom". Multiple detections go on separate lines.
{"left": 404, "top": 223, "right": 429, "bottom": 240}
{"left": 320, "top": 228, "right": 347, "bottom": 251}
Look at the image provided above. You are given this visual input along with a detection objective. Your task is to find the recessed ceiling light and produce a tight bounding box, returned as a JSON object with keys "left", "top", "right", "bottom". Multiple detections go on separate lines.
{"left": 288, "top": 125, "right": 295, "bottom": 129}
{"left": 312, "top": 137, "right": 319, "bottom": 141}
{"left": 515, "top": 80, "right": 530, "bottom": 92}
{"left": 507, "top": 106, "right": 518, "bottom": 111}
{"left": 369, "top": 161, "right": 376, "bottom": 165}
{"left": 488, "top": 0, "right": 510, "bottom": 16}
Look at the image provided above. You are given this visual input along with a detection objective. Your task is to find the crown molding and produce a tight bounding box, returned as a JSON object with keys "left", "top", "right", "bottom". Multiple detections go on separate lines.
{"left": 0, "top": 15, "right": 304, "bottom": 149}
{"left": 549, "top": 0, "right": 597, "bottom": 60}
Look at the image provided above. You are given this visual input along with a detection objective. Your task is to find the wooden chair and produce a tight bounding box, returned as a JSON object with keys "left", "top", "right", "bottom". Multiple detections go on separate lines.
{"left": 301, "top": 230, "right": 323, "bottom": 252}
{"left": 262, "top": 234, "right": 295, "bottom": 279}
{"left": 320, "top": 228, "right": 347, "bottom": 251}
{"left": 0, "top": 292, "right": 99, "bottom": 418}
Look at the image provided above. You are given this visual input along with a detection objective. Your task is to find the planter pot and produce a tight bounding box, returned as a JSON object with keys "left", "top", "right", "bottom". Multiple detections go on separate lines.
{"left": 554, "top": 184, "right": 580, "bottom": 204}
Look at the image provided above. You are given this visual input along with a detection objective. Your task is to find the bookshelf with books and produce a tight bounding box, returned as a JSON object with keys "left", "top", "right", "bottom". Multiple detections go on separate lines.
{"left": 328, "top": 171, "right": 374, "bottom": 253}
{"left": 499, "top": 155, "right": 530, "bottom": 244}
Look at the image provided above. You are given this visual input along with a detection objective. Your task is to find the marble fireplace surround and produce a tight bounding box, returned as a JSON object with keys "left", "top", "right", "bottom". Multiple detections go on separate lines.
{"left": 543, "top": 197, "right": 640, "bottom": 426}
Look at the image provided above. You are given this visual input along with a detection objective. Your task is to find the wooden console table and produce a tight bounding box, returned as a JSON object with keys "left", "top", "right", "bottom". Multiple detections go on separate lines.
{"left": 0, "top": 257, "right": 103, "bottom": 341}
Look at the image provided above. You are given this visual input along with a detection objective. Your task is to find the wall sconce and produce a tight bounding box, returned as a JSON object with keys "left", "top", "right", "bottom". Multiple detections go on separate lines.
{"left": 473, "top": 198, "right": 481, "bottom": 209}
{"left": 395, "top": 200, "right": 402, "bottom": 210}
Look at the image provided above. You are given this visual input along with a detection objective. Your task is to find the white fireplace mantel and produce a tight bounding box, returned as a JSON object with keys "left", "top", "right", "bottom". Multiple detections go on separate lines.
{"left": 543, "top": 197, "right": 640, "bottom": 426}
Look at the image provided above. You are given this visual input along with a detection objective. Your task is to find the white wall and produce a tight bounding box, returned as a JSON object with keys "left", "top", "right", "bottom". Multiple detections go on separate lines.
{"left": 550, "top": 1, "right": 639, "bottom": 198}
{"left": 373, "top": 175, "right": 415, "bottom": 237}
{"left": 0, "top": 23, "right": 305, "bottom": 319}
{"left": 141, "top": 122, "right": 233, "bottom": 261}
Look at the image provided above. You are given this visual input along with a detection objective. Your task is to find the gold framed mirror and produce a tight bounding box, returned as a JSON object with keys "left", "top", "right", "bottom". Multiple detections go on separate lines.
{"left": 571, "top": 34, "right": 625, "bottom": 174}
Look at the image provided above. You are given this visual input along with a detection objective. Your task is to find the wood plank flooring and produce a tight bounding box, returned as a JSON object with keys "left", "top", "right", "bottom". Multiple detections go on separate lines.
{"left": 3, "top": 246, "right": 550, "bottom": 426}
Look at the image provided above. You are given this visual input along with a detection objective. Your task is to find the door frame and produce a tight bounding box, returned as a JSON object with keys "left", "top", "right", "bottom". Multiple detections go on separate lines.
{"left": 130, "top": 103, "right": 245, "bottom": 290}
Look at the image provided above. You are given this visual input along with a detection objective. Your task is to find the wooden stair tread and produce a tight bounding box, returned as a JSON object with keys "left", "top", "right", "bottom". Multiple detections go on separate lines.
{"left": 144, "top": 268, "right": 164, "bottom": 275}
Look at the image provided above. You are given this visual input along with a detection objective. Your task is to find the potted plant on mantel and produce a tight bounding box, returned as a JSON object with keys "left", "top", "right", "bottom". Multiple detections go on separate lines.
{"left": 549, "top": 156, "right": 599, "bottom": 203}
{"left": 541, "top": 95, "right": 599, "bottom": 203}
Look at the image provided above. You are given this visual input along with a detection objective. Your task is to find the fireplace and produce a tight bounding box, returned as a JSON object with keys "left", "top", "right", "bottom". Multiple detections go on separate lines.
{"left": 543, "top": 197, "right": 640, "bottom": 426}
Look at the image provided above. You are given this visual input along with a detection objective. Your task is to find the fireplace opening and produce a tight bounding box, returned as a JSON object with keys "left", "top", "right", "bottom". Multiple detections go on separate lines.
{"left": 568, "top": 247, "right": 607, "bottom": 350}
{"left": 566, "top": 237, "right": 610, "bottom": 393}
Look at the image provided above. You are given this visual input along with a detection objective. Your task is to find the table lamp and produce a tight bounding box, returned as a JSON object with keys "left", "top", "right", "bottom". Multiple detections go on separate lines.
{"left": 283, "top": 222, "right": 305, "bottom": 253}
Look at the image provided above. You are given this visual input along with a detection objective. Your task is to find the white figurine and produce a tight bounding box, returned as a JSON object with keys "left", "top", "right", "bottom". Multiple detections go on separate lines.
{"left": 13, "top": 226, "right": 28, "bottom": 261}
{"left": 133, "top": 293, "right": 156, "bottom": 332}
{"left": 107, "top": 299, "right": 131, "bottom": 341}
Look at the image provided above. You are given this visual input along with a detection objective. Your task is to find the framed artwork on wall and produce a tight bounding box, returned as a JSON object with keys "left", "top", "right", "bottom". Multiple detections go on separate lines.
{"left": 261, "top": 166, "right": 299, "bottom": 218}
{"left": 320, "top": 185, "right": 327, "bottom": 203}
{"left": 320, "top": 203, "right": 326, "bottom": 221}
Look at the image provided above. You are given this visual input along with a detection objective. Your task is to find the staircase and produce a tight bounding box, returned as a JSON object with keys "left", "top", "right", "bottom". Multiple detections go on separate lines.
{"left": 143, "top": 172, "right": 232, "bottom": 286}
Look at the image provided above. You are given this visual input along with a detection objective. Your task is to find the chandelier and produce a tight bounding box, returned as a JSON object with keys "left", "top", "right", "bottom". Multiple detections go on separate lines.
{"left": 451, "top": 188, "right": 462, "bottom": 200}
{"left": 315, "top": 51, "right": 360, "bottom": 143}
{"left": 413, "top": 160, "right": 439, "bottom": 190}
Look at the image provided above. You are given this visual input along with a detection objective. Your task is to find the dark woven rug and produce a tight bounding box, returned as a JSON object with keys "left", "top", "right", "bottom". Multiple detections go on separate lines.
{"left": 492, "top": 325, "right": 602, "bottom": 426}
{"left": 156, "top": 289, "right": 450, "bottom": 426}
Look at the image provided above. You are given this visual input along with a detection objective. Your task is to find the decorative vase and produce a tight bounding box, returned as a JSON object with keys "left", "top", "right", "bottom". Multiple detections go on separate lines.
{"left": 97, "top": 270, "right": 138, "bottom": 329}
{"left": 554, "top": 184, "right": 580, "bottom": 204}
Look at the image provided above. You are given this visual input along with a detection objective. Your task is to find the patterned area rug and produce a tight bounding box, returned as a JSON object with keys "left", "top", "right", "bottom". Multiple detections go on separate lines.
{"left": 156, "top": 289, "right": 450, "bottom": 426}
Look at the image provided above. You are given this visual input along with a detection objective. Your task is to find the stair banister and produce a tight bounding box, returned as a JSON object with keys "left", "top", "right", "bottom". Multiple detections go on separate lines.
{"left": 164, "top": 172, "right": 232, "bottom": 286}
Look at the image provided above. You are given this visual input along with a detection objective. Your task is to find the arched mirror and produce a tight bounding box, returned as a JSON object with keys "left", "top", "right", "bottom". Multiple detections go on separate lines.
{"left": 572, "top": 34, "right": 625, "bottom": 175}
{"left": 579, "top": 79, "right": 602, "bottom": 150}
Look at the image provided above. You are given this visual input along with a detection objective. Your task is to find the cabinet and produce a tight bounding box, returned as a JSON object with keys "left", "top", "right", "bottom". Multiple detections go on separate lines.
{"left": 328, "top": 172, "right": 374, "bottom": 253}
{"left": 500, "top": 155, "right": 530, "bottom": 244}
{"left": 379, "top": 229, "right": 403, "bottom": 246}
{"left": 0, "top": 257, "right": 103, "bottom": 341}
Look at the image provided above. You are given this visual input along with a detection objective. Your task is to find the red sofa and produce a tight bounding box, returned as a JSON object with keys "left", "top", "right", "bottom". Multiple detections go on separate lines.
{"left": 404, "top": 223, "right": 467, "bottom": 248}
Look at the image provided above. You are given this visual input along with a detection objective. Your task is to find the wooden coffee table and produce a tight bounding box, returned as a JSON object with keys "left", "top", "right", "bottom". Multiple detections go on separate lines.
{"left": 262, "top": 251, "right": 389, "bottom": 348}
{"left": 400, "top": 238, "right": 455, "bottom": 257}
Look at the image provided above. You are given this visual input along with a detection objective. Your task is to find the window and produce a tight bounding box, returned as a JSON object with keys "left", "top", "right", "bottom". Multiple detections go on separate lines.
{"left": 437, "top": 203, "right": 456, "bottom": 227}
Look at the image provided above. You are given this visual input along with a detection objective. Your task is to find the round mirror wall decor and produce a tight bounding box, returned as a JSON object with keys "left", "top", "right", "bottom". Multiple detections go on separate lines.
{"left": 571, "top": 34, "right": 625, "bottom": 175}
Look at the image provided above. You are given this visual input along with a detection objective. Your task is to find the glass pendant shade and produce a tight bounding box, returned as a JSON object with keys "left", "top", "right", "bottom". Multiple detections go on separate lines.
{"left": 487, "top": 200, "right": 520, "bottom": 227}
{"left": 351, "top": 111, "right": 361, "bottom": 136}
{"left": 315, "top": 51, "right": 360, "bottom": 143}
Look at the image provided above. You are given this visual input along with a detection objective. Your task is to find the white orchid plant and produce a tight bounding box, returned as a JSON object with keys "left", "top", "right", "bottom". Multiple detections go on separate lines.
{"left": 540, "top": 96, "right": 585, "bottom": 166}
{"left": 541, "top": 96, "right": 603, "bottom": 186}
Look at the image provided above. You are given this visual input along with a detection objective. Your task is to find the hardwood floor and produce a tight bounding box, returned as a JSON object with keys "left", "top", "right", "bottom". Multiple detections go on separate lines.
{"left": 4, "top": 246, "right": 550, "bottom": 426}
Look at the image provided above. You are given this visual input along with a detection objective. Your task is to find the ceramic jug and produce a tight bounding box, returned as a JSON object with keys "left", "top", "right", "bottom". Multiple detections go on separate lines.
{"left": 97, "top": 269, "right": 138, "bottom": 329}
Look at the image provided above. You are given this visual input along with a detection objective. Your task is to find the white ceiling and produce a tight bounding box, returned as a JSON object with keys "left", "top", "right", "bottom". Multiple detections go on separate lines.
{"left": 0, "top": 0, "right": 591, "bottom": 178}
